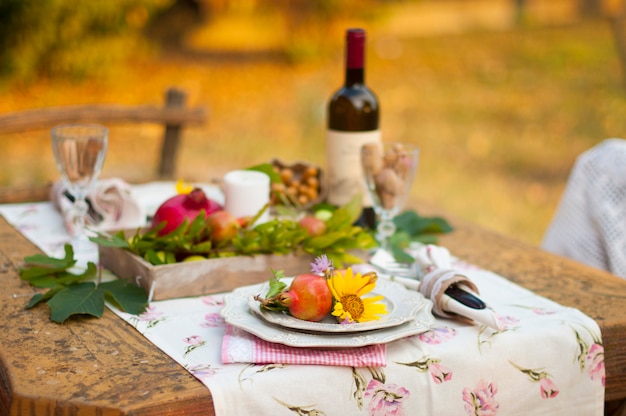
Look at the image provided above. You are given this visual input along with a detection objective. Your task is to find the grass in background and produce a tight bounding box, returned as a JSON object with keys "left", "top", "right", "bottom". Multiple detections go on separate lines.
{"left": 0, "top": 8, "right": 624, "bottom": 246}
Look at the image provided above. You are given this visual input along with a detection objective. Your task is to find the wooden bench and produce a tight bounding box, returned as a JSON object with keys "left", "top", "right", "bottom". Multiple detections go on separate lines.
{"left": 0, "top": 87, "right": 207, "bottom": 203}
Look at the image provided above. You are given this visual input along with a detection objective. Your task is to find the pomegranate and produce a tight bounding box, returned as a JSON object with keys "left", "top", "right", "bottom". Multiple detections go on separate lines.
{"left": 151, "top": 188, "right": 222, "bottom": 236}
{"left": 256, "top": 273, "right": 333, "bottom": 322}
{"left": 298, "top": 215, "right": 327, "bottom": 237}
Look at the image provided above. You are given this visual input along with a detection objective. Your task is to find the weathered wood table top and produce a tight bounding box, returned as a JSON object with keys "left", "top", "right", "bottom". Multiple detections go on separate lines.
{"left": 2, "top": 210, "right": 626, "bottom": 415}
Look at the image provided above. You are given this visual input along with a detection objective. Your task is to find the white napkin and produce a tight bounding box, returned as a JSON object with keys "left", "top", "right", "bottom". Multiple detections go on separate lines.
{"left": 51, "top": 178, "right": 146, "bottom": 233}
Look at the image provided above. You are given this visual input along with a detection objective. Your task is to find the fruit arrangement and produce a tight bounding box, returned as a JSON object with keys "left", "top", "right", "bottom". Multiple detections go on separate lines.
{"left": 269, "top": 159, "right": 323, "bottom": 208}
{"left": 254, "top": 256, "right": 388, "bottom": 323}
{"left": 91, "top": 187, "right": 376, "bottom": 268}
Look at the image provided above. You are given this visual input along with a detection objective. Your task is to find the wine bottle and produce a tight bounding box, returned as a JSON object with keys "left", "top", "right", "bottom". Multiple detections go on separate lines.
{"left": 326, "top": 28, "right": 380, "bottom": 226}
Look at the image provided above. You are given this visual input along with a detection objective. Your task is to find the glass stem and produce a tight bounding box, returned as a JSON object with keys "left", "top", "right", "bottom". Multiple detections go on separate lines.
{"left": 377, "top": 210, "right": 397, "bottom": 250}
{"left": 72, "top": 196, "right": 88, "bottom": 239}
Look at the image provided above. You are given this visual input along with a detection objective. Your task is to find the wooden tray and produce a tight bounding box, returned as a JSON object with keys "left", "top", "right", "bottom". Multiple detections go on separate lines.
{"left": 99, "top": 245, "right": 314, "bottom": 301}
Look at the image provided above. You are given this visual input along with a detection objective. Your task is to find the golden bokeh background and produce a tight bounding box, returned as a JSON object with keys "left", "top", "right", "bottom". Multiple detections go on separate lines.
{"left": 1, "top": 0, "right": 624, "bottom": 245}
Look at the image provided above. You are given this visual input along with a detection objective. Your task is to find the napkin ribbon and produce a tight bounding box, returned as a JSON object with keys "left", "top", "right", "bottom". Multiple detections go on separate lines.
{"left": 419, "top": 268, "right": 479, "bottom": 321}
{"left": 412, "top": 245, "right": 505, "bottom": 331}
{"left": 222, "top": 325, "right": 387, "bottom": 367}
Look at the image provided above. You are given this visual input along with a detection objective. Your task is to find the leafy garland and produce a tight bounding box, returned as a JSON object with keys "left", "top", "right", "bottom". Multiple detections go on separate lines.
{"left": 16, "top": 195, "right": 452, "bottom": 324}
{"left": 91, "top": 194, "right": 378, "bottom": 268}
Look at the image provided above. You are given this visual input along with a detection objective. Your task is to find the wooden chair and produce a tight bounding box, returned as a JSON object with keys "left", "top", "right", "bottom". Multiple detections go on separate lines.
{"left": 0, "top": 87, "right": 207, "bottom": 203}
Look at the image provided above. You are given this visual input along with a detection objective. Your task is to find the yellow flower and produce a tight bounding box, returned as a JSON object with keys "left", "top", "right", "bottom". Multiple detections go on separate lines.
{"left": 328, "top": 268, "right": 388, "bottom": 323}
{"left": 176, "top": 179, "right": 193, "bottom": 194}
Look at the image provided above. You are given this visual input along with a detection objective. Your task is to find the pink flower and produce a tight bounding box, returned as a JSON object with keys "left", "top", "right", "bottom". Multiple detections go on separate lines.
{"left": 184, "top": 335, "right": 204, "bottom": 345}
{"left": 201, "top": 312, "right": 224, "bottom": 327}
{"left": 586, "top": 343, "right": 605, "bottom": 386}
{"left": 429, "top": 362, "right": 453, "bottom": 384}
{"left": 532, "top": 308, "right": 557, "bottom": 315}
{"left": 539, "top": 377, "right": 559, "bottom": 399}
{"left": 201, "top": 296, "right": 224, "bottom": 307}
{"left": 183, "top": 335, "right": 207, "bottom": 357}
{"left": 364, "top": 379, "right": 410, "bottom": 416}
{"left": 463, "top": 379, "right": 499, "bottom": 416}
{"left": 417, "top": 327, "right": 456, "bottom": 344}
{"left": 495, "top": 314, "right": 519, "bottom": 330}
{"left": 137, "top": 305, "right": 163, "bottom": 321}
{"left": 510, "top": 361, "right": 560, "bottom": 400}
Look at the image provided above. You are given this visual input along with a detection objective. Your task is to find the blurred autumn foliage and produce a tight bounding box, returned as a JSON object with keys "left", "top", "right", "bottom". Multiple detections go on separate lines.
{"left": 0, "top": 0, "right": 625, "bottom": 245}
{"left": 0, "top": 0, "right": 172, "bottom": 80}
{"left": 0, "top": 0, "right": 378, "bottom": 81}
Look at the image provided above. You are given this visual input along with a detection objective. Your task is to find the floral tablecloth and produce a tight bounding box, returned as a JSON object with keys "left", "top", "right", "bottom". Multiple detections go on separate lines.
{"left": 0, "top": 183, "right": 605, "bottom": 416}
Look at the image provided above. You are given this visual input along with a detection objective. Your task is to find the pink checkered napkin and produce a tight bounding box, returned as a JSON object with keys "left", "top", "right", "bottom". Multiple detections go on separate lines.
{"left": 221, "top": 325, "right": 387, "bottom": 367}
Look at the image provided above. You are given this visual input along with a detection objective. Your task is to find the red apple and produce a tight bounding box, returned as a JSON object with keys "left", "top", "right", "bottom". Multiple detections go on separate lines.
{"left": 207, "top": 210, "right": 240, "bottom": 245}
{"left": 298, "top": 215, "right": 327, "bottom": 237}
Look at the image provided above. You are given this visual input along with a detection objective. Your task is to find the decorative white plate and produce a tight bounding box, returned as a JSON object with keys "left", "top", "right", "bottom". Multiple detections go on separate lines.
{"left": 247, "top": 278, "right": 422, "bottom": 333}
{"left": 221, "top": 282, "right": 435, "bottom": 348}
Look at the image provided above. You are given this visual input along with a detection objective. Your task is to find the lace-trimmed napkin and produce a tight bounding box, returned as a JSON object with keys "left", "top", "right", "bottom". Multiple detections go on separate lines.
{"left": 51, "top": 178, "right": 146, "bottom": 233}
{"left": 222, "top": 325, "right": 387, "bottom": 367}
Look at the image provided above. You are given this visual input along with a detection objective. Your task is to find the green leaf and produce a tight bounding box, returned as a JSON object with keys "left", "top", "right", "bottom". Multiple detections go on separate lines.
{"left": 22, "top": 244, "right": 75, "bottom": 268}
{"left": 25, "top": 286, "right": 63, "bottom": 309}
{"left": 393, "top": 210, "right": 454, "bottom": 237}
{"left": 19, "top": 244, "right": 77, "bottom": 280}
{"left": 391, "top": 243, "right": 415, "bottom": 264}
{"left": 248, "top": 163, "right": 282, "bottom": 183}
{"left": 89, "top": 231, "right": 130, "bottom": 248}
{"left": 265, "top": 269, "right": 287, "bottom": 299}
{"left": 100, "top": 280, "right": 149, "bottom": 315}
{"left": 19, "top": 244, "right": 148, "bottom": 324}
{"left": 306, "top": 231, "right": 354, "bottom": 250}
{"left": 187, "top": 211, "right": 207, "bottom": 238}
{"left": 325, "top": 194, "right": 361, "bottom": 230}
{"left": 47, "top": 282, "right": 106, "bottom": 323}
{"left": 144, "top": 249, "right": 166, "bottom": 265}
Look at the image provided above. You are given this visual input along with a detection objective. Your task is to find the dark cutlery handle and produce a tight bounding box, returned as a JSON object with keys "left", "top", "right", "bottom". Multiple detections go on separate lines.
{"left": 63, "top": 190, "right": 104, "bottom": 223}
{"left": 444, "top": 284, "right": 486, "bottom": 309}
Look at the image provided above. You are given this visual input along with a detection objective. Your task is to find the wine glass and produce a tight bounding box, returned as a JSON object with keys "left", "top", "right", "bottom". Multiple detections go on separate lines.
{"left": 361, "top": 142, "right": 419, "bottom": 249}
{"left": 51, "top": 124, "right": 108, "bottom": 244}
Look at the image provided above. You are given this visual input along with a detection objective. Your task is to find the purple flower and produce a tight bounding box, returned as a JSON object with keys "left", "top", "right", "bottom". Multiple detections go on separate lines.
{"left": 417, "top": 326, "right": 456, "bottom": 345}
{"left": 364, "top": 379, "right": 410, "bottom": 416}
{"left": 463, "top": 379, "right": 499, "bottom": 416}
{"left": 201, "top": 312, "right": 224, "bottom": 328}
{"left": 586, "top": 343, "right": 605, "bottom": 386}
{"left": 429, "top": 362, "right": 453, "bottom": 384}
{"left": 311, "top": 254, "right": 333, "bottom": 275}
{"left": 187, "top": 364, "right": 216, "bottom": 381}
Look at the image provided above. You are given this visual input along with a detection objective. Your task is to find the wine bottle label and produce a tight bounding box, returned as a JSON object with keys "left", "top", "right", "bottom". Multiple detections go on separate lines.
{"left": 326, "top": 129, "right": 381, "bottom": 206}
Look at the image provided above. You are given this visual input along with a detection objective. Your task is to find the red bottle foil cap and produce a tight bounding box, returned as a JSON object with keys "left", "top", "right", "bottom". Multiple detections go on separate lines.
{"left": 346, "top": 28, "right": 365, "bottom": 69}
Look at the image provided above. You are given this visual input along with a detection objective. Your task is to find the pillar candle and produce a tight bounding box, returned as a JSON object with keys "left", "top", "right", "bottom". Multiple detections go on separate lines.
{"left": 223, "top": 170, "right": 270, "bottom": 224}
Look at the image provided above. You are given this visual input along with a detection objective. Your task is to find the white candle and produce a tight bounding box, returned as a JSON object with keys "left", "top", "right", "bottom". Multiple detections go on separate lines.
{"left": 224, "top": 170, "right": 270, "bottom": 225}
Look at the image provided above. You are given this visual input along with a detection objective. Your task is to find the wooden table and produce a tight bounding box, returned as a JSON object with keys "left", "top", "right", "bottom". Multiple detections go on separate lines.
{"left": 2, "top": 211, "right": 626, "bottom": 415}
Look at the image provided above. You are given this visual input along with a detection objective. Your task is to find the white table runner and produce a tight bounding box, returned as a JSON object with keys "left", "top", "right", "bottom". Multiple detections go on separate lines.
{"left": 0, "top": 183, "right": 605, "bottom": 415}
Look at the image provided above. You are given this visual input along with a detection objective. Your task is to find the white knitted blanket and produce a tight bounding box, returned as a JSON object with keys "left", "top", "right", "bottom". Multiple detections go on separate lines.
{"left": 543, "top": 138, "right": 626, "bottom": 278}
